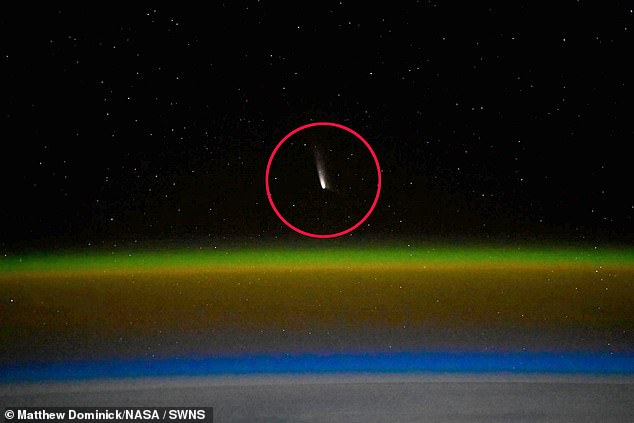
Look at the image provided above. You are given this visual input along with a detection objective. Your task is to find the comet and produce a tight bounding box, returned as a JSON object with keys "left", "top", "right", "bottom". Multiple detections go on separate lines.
{"left": 314, "top": 144, "right": 328, "bottom": 190}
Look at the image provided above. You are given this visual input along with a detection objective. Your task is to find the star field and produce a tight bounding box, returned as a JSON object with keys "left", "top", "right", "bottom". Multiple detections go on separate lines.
{"left": 2, "top": 3, "right": 633, "bottom": 250}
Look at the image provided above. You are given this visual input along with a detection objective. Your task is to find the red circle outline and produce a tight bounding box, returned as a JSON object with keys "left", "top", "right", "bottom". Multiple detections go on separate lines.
{"left": 265, "top": 122, "right": 381, "bottom": 239}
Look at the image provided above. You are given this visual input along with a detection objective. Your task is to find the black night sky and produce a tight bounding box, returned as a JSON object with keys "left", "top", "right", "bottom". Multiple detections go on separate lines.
{"left": 2, "top": 4, "right": 633, "bottom": 251}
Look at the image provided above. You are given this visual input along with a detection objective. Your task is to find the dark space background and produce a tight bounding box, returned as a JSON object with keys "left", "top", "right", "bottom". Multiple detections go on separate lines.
{"left": 2, "top": 3, "right": 633, "bottom": 251}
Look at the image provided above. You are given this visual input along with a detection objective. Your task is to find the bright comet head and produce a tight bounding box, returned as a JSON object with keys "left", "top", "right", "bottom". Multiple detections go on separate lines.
{"left": 319, "top": 173, "right": 326, "bottom": 189}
